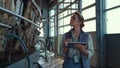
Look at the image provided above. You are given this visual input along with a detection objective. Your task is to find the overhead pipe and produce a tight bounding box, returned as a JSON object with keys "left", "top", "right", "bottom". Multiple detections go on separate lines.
{"left": 31, "top": 0, "right": 48, "bottom": 30}
{"left": 0, "top": 7, "right": 41, "bottom": 29}
{"left": 0, "top": 22, "right": 12, "bottom": 28}
{"left": 31, "top": 0, "right": 42, "bottom": 18}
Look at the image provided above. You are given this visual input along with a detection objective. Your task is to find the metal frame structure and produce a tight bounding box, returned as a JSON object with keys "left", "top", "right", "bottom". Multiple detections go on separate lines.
{"left": 0, "top": 1, "right": 43, "bottom": 68}
{"left": 96, "top": 0, "right": 106, "bottom": 68}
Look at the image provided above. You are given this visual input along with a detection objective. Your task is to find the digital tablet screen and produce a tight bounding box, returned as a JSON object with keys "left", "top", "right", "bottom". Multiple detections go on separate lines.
{"left": 67, "top": 42, "right": 87, "bottom": 48}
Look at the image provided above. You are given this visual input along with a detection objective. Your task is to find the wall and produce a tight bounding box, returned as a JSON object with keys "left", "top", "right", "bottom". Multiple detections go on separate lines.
{"left": 105, "top": 34, "right": 120, "bottom": 68}
{"left": 89, "top": 32, "right": 97, "bottom": 68}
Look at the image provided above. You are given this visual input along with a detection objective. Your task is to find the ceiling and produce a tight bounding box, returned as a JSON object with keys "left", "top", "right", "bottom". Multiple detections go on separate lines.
{"left": 35, "top": 0, "right": 57, "bottom": 9}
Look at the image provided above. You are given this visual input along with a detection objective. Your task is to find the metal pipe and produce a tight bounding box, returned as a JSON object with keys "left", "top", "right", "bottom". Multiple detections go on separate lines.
{"left": 31, "top": 0, "right": 42, "bottom": 18}
{"left": 0, "top": 22, "right": 12, "bottom": 28}
{"left": 0, "top": 7, "right": 40, "bottom": 29}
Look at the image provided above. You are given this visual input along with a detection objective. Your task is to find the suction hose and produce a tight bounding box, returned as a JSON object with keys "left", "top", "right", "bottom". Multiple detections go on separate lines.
{"left": 6, "top": 34, "right": 30, "bottom": 68}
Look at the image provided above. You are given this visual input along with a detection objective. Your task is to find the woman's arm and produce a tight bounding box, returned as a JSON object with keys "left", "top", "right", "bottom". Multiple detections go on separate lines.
{"left": 63, "top": 38, "right": 71, "bottom": 54}
{"left": 87, "top": 34, "right": 94, "bottom": 59}
{"left": 74, "top": 44, "right": 89, "bottom": 57}
{"left": 74, "top": 34, "right": 94, "bottom": 58}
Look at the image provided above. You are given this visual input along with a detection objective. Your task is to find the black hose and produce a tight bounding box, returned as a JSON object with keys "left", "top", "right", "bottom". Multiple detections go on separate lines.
{"left": 5, "top": 34, "right": 30, "bottom": 68}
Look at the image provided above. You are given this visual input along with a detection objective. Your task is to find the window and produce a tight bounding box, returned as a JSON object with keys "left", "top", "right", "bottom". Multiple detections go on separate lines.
{"left": 106, "top": 8, "right": 120, "bottom": 34}
{"left": 49, "top": 10, "right": 55, "bottom": 16}
{"left": 49, "top": 27, "right": 54, "bottom": 36}
{"left": 49, "top": 17, "right": 54, "bottom": 27}
{"left": 82, "top": 0, "right": 96, "bottom": 32}
{"left": 106, "top": 0, "right": 120, "bottom": 34}
{"left": 57, "top": 0, "right": 78, "bottom": 35}
{"left": 106, "top": 0, "right": 120, "bottom": 9}
{"left": 49, "top": 10, "right": 55, "bottom": 37}
{"left": 58, "top": 0, "right": 63, "bottom": 2}
{"left": 58, "top": 19, "right": 64, "bottom": 27}
{"left": 82, "top": 6, "right": 96, "bottom": 20}
{"left": 82, "top": 0, "right": 95, "bottom": 8}
{"left": 63, "top": 16, "right": 70, "bottom": 25}
{"left": 64, "top": 26, "right": 71, "bottom": 33}
{"left": 58, "top": 27, "right": 64, "bottom": 34}
{"left": 83, "top": 20, "right": 96, "bottom": 32}
{"left": 39, "top": 23, "right": 44, "bottom": 37}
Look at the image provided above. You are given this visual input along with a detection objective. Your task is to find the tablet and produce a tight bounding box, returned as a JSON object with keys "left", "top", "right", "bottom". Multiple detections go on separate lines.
{"left": 67, "top": 42, "right": 87, "bottom": 48}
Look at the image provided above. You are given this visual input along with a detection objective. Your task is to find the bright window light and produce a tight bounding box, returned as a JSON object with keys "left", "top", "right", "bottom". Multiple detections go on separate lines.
{"left": 58, "top": 27, "right": 64, "bottom": 34}
{"left": 64, "top": 26, "right": 71, "bottom": 33}
{"left": 106, "top": 0, "right": 120, "bottom": 9}
{"left": 64, "top": 16, "right": 70, "bottom": 25}
{"left": 39, "top": 23, "right": 44, "bottom": 37}
{"left": 82, "top": 6, "right": 96, "bottom": 20}
{"left": 49, "top": 27, "right": 54, "bottom": 37}
{"left": 106, "top": 8, "right": 120, "bottom": 34}
{"left": 82, "top": 0, "right": 95, "bottom": 8}
{"left": 83, "top": 20, "right": 96, "bottom": 32}
{"left": 58, "top": 19, "right": 64, "bottom": 27}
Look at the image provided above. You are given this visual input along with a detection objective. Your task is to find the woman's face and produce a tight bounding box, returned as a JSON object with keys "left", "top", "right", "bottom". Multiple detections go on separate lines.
{"left": 70, "top": 14, "right": 82, "bottom": 27}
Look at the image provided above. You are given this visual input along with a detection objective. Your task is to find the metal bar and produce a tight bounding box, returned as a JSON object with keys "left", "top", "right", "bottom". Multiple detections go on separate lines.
{"left": 58, "top": 0, "right": 79, "bottom": 14}
{"left": 84, "top": 17, "right": 96, "bottom": 22}
{"left": 50, "top": 0, "right": 79, "bottom": 18}
{"left": 82, "top": 3, "right": 95, "bottom": 11}
{"left": 0, "top": 22, "right": 12, "bottom": 28}
{"left": 0, "top": 7, "right": 40, "bottom": 29}
{"left": 54, "top": 8, "right": 78, "bottom": 10}
{"left": 96, "top": 0, "right": 106, "bottom": 67}
{"left": 104, "top": 5, "right": 120, "bottom": 11}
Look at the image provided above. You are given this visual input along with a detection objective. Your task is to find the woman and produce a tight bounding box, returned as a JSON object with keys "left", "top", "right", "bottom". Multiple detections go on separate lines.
{"left": 62, "top": 12, "right": 94, "bottom": 68}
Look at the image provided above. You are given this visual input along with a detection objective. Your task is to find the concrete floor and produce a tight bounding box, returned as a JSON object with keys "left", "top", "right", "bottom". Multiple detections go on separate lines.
{"left": 41, "top": 57, "right": 63, "bottom": 68}
{"left": 6, "top": 51, "right": 64, "bottom": 68}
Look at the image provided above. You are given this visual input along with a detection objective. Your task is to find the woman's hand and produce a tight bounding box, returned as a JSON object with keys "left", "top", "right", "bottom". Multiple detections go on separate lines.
{"left": 63, "top": 39, "right": 71, "bottom": 53}
{"left": 74, "top": 44, "right": 87, "bottom": 50}
{"left": 74, "top": 44, "right": 88, "bottom": 57}
{"left": 64, "top": 39, "right": 71, "bottom": 47}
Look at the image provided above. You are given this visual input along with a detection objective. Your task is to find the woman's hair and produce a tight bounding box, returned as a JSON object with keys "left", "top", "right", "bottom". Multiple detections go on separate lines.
{"left": 73, "top": 11, "right": 84, "bottom": 28}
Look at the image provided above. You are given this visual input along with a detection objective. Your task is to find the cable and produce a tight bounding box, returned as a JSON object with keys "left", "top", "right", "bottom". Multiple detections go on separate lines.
{"left": 5, "top": 34, "right": 30, "bottom": 68}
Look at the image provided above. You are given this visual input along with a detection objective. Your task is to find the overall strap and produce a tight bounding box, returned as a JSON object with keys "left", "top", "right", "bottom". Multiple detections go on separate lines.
{"left": 79, "top": 31, "right": 89, "bottom": 68}
{"left": 79, "top": 31, "right": 88, "bottom": 43}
